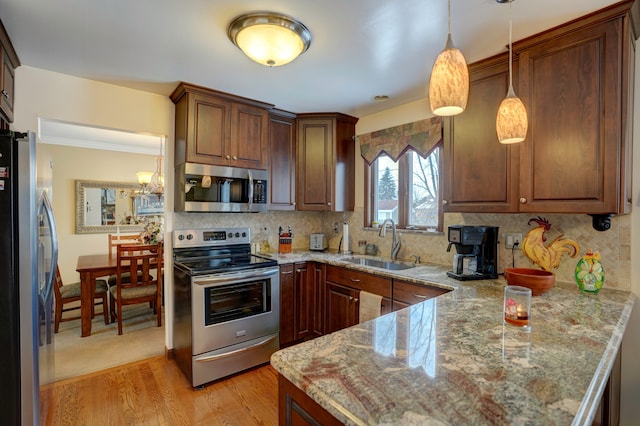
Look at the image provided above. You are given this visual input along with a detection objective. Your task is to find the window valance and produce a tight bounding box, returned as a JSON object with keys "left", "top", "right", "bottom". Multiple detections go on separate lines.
{"left": 357, "top": 116, "right": 442, "bottom": 165}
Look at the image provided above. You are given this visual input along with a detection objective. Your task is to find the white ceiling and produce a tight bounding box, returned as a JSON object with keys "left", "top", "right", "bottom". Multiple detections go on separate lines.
{"left": 0, "top": 0, "right": 621, "bottom": 118}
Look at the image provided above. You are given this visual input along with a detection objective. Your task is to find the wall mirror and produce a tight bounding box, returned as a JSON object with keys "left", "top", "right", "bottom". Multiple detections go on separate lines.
{"left": 75, "top": 180, "right": 164, "bottom": 234}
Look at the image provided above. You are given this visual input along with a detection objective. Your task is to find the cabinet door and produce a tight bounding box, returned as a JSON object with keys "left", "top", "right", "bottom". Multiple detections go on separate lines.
{"left": 311, "top": 263, "right": 325, "bottom": 337}
{"left": 325, "top": 281, "right": 358, "bottom": 334}
{"left": 444, "top": 56, "right": 519, "bottom": 213}
{"left": 279, "top": 264, "right": 295, "bottom": 346}
{"left": 0, "top": 49, "right": 14, "bottom": 123}
{"left": 296, "top": 118, "right": 334, "bottom": 211}
{"left": 186, "top": 93, "right": 231, "bottom": 165}
{"left": 231, "top": 103, "right": 268, "bottom": 169}
{"left": 268, "top": 112, "right": 296, "bottom": 210}
{"left": 293, "top": 263, "right": 312, "bottom": 341}
{"left": 517, "top": 19, "right": 622, "bottom": 213}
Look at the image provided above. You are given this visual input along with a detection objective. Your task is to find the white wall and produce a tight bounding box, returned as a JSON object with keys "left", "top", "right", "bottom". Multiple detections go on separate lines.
{"left": 13, "top": 65, "right": 176, "bottom": 347}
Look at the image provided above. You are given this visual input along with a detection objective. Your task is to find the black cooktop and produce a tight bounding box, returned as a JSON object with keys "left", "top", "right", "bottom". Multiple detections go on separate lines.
{"left": 173, "top": 245, "right": 277, "bottom": 275}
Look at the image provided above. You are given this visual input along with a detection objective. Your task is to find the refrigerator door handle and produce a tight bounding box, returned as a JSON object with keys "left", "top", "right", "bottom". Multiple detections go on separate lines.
{"left": 38, "top": 192, "right": 58, "bottom": 302}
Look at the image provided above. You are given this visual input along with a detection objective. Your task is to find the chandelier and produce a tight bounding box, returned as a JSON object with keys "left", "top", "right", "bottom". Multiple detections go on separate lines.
{"left": 136, "top": 138, "right": 165, "bottom": 196}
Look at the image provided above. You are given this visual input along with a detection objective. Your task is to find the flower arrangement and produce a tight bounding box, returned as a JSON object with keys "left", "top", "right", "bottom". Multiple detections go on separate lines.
{"left": 140, "top": 216, "right": 164, "bottom": 245}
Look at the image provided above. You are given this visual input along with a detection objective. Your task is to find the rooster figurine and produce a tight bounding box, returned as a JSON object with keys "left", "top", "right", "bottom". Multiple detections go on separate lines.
{"left": 522, "top": 217, "right": 580, "bottom": 271}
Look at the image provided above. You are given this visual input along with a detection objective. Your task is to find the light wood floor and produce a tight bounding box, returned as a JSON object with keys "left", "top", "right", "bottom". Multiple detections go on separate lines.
{"left": 41, "top": 355, "right": 279, "bottom": 425}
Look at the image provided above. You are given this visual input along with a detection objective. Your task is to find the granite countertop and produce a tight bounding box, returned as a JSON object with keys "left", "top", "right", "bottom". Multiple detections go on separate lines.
{"left": 267, "top": 251, "right": 635, "bottom": 425}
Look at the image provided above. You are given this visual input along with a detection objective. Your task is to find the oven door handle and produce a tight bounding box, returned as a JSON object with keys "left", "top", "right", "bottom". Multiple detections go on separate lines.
{"left": 192, "top": 266, "right": 279, "bottom": 286}
{"left": 195, "top": 335, "right": 278, "bottom": 363}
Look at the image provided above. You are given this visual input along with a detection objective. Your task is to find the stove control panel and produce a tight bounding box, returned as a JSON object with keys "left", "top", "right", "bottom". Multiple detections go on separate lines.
{"left": 174, "top": 227, "right": 251, "bottom": 248}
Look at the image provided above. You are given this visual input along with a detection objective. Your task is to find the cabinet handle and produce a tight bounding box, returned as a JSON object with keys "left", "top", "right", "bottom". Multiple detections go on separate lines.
{"left": 353, "top": 298, "right": 359, "bottom": 303}
{"left": 281, "top": 271, "right": 293, "bottom": 275}
{"left": 1, "top": 89, "right": 8, "bottom": 99}
{"left": 226, "top": 155, "right": 231, "bottom": 160}
{"left": 519, "top": 197, "right": 527, "bottom": 204}
{"left": 412, "top": 293, "right": 428, "bottom": 299}
{"left": 442, "top": 200, "right": 448, "bottom": 205}
{"left": 233, "top": 156, "right": 238, "bottom": 160}
{"left": 350, "top": 278, "right": 360, "bottom": 283}
{"left": 327, "top": 202, "right": 332, "bottom": 206}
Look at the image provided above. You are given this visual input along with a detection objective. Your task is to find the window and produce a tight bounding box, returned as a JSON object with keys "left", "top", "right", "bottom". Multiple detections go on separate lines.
{"left": 366, "top": 142, "right": 442, "bottom": 232}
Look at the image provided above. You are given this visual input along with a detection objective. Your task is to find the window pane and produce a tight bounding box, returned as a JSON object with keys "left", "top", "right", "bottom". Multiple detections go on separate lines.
{"left": 408, "top": 149, "right": 439, "bottom": 228}
{"left": 374, "top": 155, "right": 398, "bottom": 223}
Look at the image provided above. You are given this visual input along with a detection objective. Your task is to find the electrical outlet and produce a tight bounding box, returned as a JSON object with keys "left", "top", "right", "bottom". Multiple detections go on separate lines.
{"left": 505, "top": 232, "right": 523, "bottom": 249}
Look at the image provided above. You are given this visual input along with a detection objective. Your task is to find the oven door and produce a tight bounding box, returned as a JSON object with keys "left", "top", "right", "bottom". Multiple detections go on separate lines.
{"left": 191, "top": 266, "right": 280, "bottom": 356}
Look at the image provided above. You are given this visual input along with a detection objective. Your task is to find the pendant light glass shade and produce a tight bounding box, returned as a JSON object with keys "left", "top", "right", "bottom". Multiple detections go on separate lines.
{"left": 428, "top": 0, "right": 469, "bottom": 116}
{"left": 228, "top": 12, "right": 311, "bottom": 67}
{"left": 496, "top": 0, "right": 528, "bottom": 144}
{"left": 496, "top": 87, "right": 528, "bottom": 144}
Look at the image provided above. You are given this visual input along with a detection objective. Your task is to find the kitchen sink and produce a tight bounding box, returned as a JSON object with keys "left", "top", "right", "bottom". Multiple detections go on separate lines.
{"left": 340, "top": 256, "right": 415, "bottom": 271}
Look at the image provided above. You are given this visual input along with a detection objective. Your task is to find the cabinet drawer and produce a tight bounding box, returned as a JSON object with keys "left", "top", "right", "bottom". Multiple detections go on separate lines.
{"left": 393, "top": 279, "right": 449, "bottom": 305}
{"left": 326, "top": 265, "right": 391, "bottom": 298}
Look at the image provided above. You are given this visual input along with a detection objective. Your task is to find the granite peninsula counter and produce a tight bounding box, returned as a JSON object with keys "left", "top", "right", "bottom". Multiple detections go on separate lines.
{"left": 266, "top": 252, "right": 635, "bottom": 425}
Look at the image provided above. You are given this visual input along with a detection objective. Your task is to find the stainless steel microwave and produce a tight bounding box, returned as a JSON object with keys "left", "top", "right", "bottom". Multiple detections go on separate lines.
{"left": 175, "top": 163, "right": 268, "bottom": 212}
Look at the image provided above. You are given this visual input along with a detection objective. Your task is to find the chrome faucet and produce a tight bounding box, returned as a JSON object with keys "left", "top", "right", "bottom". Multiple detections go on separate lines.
{"left": 379, "top": 218, "right": 401, "bottom": 260}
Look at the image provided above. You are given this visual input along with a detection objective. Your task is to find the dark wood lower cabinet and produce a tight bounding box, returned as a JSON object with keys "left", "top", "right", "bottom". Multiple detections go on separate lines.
{"left": 325, "top": 281, "right": 358, "bottom": 334}
{"left": 280, "top": 262, "right": 324, "bottom": 347}
{"left": 311, "top": 263, "right": 325, "bottom": 338}
{"left": 279, "top": 264, "right": 295, "bottom": 346}
{"left": 279, "top": 375, "right": 342, "bottom": 426}
{"left": 392, "top": 279, "right": 450, "bottom": 311}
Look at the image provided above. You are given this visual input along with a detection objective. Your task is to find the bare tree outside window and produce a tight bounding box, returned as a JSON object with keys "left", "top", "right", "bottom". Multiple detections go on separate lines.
{"left": 370, "top": 145, "right": 441, "bottom": 231}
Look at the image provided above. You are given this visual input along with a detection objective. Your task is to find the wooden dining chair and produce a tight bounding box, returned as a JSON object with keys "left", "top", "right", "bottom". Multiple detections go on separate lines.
{"left": 54, "top": 265, "right": 109, "bottom": 333}
{"left": 109, "top": 242, "right": 163, "bottom": 335}
{"left": 107, "top": 233, "right": 143, "bottom": 287}
{"left": 107, "top": 233, "right": 142, "bottom": 256}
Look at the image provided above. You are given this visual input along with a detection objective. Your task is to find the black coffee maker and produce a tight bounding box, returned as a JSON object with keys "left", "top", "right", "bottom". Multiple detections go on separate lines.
{"left": 446, "top": 225, "right": 499, "bottom": 280}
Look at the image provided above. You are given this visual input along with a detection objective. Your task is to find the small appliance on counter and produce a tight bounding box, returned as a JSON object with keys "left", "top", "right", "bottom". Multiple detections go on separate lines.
{"left": 309, "top": 233, "right": 328, "bottom": 251}
{"left": 446, "top": 225, "right": 499, "bottom": 280}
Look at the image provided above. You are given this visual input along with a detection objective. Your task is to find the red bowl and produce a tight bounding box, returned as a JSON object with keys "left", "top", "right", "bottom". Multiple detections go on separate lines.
{"left": 504, "top": 268, "right": 556, "bottom": 296}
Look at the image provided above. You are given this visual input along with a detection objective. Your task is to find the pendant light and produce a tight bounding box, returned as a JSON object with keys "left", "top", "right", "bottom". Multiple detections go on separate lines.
{"left": 496, "top": 0, "right": 528, "bottom": 144}
{"left": 428, "top": 0, "right": 469, "bottom": 116}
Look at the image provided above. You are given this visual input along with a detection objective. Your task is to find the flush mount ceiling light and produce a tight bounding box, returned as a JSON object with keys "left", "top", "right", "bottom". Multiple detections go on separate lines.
{"left": 428, "top": 0, "right": 469, "bottom": 116}
{"left": 496, "top": 0, "right": 528, "bottom": 144}
{"left": 227, "top": 12, "right": 311, "bottom": 67}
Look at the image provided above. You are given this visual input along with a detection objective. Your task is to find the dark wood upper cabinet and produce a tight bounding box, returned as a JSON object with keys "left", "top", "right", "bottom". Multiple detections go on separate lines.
{"left": 444, "top": 2, "right": 635, "bottom": 215}
{"left": 443, "top": 54, "right": 520, "bottom": 213}
{"left": 0, "top": 19, "right": 19, "bottom": 126}
{"left": 515, "top": 9, "right": 633, "bottom": 214}
{"left": 171, "top": 82, "right": 272, "bottom": 169}
{"left": 268, "top": 109, "right": 296, "bottom": 210}
{"left": 296, "top": 113, "right": 358, "bottom": 212}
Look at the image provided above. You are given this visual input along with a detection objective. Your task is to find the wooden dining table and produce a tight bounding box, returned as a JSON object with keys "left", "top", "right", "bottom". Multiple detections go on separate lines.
{"left": 75, "top": 253, "right": 163, "bottom": 337}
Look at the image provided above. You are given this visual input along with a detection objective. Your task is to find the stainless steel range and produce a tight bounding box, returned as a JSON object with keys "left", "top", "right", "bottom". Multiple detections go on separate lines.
{"left": 172, "top": 227, "right": 280, "bottom": 388}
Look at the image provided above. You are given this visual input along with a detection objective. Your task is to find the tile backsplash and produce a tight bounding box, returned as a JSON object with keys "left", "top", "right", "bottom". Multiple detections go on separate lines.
{"left": 175, "top": 209, "right": 630, "bottom": 291}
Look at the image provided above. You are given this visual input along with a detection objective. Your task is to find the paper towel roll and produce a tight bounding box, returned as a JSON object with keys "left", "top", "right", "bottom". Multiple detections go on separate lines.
{"left": 342, "top": 222, "right": 349, "bottom": 253}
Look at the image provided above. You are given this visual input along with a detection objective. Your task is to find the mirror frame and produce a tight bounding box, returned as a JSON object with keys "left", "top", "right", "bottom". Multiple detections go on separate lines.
{"left": 75, "top": 180, "right": 145, "bottom": 234}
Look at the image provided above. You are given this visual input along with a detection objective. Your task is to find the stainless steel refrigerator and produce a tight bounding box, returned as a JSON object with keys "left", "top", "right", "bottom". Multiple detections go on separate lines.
{"left": 0, "top": 130, "right": 58, "bottom": 425}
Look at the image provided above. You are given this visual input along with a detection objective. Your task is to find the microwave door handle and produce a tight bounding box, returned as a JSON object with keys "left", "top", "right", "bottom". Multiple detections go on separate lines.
{"left": 247, "top": 169, "right": 253, "bottom": 211}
